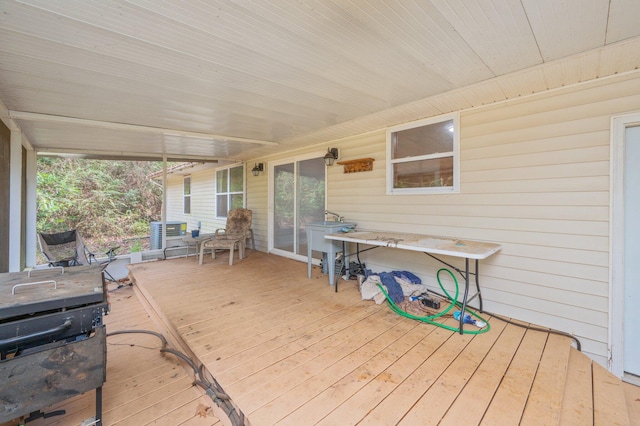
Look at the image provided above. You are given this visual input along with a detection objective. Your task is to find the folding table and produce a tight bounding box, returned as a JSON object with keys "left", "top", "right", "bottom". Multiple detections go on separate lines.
{"left": 325, "top": 231, "right": 501, "bottom": 333}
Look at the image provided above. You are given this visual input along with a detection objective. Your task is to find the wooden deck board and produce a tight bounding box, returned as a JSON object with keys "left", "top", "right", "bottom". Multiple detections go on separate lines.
{"left": 623, "top": 382, "right": 640, "bottom": 426}
{"left": 316, "top": 323, "right": 452, "bottom": 425}
{"left": 356, "top": 322, "right": 475, "bottom": 425}
{"left": 124, "top": 253, "right": 635, "bottom": 426}
{"left": 438, "top": 321, "right": 527, "bottom": 425}
{"left": 277, "top": 320, "right": 433, "bottom": 425}
{"left": 593, "top": 361, "right": 631, "bottom": 426}
{"left": 218, "top": 304, "right": 384, "bottom": 391}
{"left": 397, "top": 317, "right": 508, "bottom": 425}
{"left": 251, "top": 318, "right": 419, "bottom": 425}
{"left": 172, "top": 396, "right": 224, "bottom": 426}
{"left": 236, "top": 309, "right": 406, "bottom": 416}
{"left": 479, "top": 327, "right": 548, "bottom": 425}
{"left": 560, "top": 347, "right": 594, "bottom": 425}
{"left": 226, "top": 307, "right": 391, "bottom": 404}
{"left": 521, "top": 333, "right": 571, "bottom": 425}
{"left": 177, "top": 282, "right": 328, "bottom": 337}
{"left": 109, "top": 385, "right": 209, "bottom": 425}
{"left": 192, "top": 296, "right": 365, "bottom": 363}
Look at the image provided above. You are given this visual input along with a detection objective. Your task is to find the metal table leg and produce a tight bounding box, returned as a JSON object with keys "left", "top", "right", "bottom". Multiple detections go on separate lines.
{"left": 456, "top": 259, "right": 484, "bottom": 333}
{"left": 422, "top": 254, "right": 483, "bottom": 334}
{"left": 458, "top": 259, "right": 470, "bottom": 334}
{"left": 95, "top": 386, "right": 102, "bottom": 425}
{"left": 335, "top": 241, "right": 346, "bottom": 293}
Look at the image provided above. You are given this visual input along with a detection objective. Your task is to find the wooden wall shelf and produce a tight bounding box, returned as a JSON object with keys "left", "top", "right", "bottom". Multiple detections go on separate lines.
{"left": 336, "top": 157, "right": 375, "bottom": 173}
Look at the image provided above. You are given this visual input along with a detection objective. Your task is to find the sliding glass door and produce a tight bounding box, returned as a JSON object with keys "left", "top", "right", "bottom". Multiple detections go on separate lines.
{"left": 271, "top": 155, "right": 325, "bottom": 260}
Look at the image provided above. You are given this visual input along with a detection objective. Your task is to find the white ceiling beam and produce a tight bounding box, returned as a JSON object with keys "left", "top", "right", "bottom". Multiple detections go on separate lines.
{"left": 36, "top": 147, "right": 224, "bottom": 162}
{"left": 0, "top": 100, "right": 34, "bottom": 150}
{"left": 8, "top": 111, "right": 278, "bottom": 146}
{"left": 0, "top": 99, "right": 19, "bottom": 132}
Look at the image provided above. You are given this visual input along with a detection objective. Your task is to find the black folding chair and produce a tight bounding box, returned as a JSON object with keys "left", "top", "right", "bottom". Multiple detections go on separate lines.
{"left": 38, "top": 230, "right": 121, "bottom": 283}
{"left": 38, "top": 229, "right": 96, "bottom": 267}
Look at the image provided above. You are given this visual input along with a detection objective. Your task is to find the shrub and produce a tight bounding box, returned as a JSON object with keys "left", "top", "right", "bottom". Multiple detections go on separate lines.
{"left": 36, "top": 158, "right": 165, "bottom": 261}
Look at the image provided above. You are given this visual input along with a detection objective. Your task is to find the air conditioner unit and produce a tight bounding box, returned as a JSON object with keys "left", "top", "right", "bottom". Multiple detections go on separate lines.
{"left": 149, "top": 221, "right": 187, "bottom": 250}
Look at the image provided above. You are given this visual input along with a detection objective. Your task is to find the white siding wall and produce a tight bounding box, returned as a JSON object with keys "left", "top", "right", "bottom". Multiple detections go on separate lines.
{"left": 328, "top": 73, "right": 640, "bottom": 366}
{"left": 246, "top": 165, "right": 269, "bottom": 252}
{"left": 165, "top": 169, "right": 227, "bottom": 235}
{"left": 165, "top": 175, "right": 183, "bottom": 223}
{"left": 164, "top": 72, "right": 640, "bottom": 366}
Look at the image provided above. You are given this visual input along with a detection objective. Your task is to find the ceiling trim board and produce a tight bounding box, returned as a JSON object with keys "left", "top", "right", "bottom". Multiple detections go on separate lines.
{"left": 9, "top": 110, "right": 277, "bottom": 146}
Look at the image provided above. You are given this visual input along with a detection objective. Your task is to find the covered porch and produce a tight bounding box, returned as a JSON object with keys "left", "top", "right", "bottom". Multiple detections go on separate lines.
{"left": 23, "top": 252, "right": 640, "bottom": 425}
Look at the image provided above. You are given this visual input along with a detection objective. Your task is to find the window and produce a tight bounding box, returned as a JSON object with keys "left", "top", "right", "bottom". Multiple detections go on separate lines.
{"left": 386, "top": 113, "right": 459, "bottom": 195}
{"left": 216, "top": 165, "right": 244, "bottom": 217}
{"left": 183, "top": 176, "right": 191, "bottom": 214}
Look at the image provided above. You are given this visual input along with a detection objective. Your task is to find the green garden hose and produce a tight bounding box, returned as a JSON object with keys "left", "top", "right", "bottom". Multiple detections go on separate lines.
{"left": 377, "top": 268, "right": 491, "bottom": 335}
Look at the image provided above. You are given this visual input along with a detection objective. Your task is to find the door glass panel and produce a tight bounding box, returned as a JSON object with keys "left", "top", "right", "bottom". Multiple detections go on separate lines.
{"left": 297, "top": 158, "right": 326, "bottom": 256}
{"left": 274, "top": 163, "right": 295, "bottom": 252}
{"left": 624, "top": 125, "right": 640, "bottom": 377}
{"left": 273, "top": 158, "right": 325, "bottom": 256}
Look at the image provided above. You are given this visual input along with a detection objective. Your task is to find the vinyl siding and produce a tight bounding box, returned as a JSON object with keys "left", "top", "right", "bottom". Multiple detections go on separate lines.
{"left": 322, "top": 72, "right": 640, "bottom": 366}
{"left": 246, "top": 165, "right": 269, "bottom": 252}
{"left": 165, "top": 168, "right": 226, "bottom": 235}
{"left": 163, "top": 72, "right": 640, "bottom": 366}
{"left": 164, "top": 175, "right": 183, "bottom": 223}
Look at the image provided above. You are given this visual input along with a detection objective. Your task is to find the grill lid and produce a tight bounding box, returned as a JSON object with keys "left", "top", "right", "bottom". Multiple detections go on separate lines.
{"left": 0, "top": 266, "right": 106, "bottom": 321}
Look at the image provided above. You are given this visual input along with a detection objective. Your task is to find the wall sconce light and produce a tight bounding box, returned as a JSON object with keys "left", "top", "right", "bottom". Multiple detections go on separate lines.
{"left": 251, "top": 163, "right": 264, "bottom": 176}
{"left": 324, "top": 148, "right": 339, "bottom": 166}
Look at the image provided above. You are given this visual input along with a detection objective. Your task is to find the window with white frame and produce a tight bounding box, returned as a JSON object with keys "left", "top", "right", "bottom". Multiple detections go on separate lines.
{"left": 216, "top": 165, "right": 244, "bottom": 217}
{"left": 386, "top": 113, "right": 459, "bottom": 194}
{"left": 183, "top": 176, "right": 191, "bottom": 214}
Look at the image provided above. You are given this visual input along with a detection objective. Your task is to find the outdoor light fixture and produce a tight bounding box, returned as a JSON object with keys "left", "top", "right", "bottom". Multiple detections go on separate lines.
{"left": 324, "top": 148, "right": 339, "bottom": 166}
{"left": 251, "top": 163, "right": 264, "bottom": 176}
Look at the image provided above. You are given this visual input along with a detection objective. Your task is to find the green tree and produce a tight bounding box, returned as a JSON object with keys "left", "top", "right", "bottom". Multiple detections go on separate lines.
{"left": 37, "top": 157, "right": 164, "bottom": 258}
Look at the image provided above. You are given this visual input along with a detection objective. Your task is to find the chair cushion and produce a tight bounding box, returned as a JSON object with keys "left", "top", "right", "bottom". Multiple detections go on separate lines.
{"left": 203, "top": 237, "right": 242, "bottom": 249}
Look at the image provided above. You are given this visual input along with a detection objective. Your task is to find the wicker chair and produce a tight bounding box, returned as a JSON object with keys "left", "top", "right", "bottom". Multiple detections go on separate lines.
{"left": 199, "top": 208, "right": 253, "bottom": 266}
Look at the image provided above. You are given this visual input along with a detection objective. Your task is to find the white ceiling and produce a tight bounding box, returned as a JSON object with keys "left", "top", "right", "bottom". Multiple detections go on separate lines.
{"left": 1, "top": 0, "right": 639, "bottom": 162}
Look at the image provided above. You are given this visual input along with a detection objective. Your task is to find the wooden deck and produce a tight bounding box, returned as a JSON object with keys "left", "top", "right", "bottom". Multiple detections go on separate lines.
{"left": 8, "top": 251, "right": 639, "bottom": 425}
{"left": 126, "top": 252, "right": 639, "bottom": 426}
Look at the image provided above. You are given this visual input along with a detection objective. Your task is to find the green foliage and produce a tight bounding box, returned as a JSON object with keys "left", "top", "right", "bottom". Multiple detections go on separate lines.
{"left": 274, "top": 169, "right": 294, "bottom": 223}
{"left": 37, "top": 158, "right": 164, "bottom": 257}
{"left": 274, "top": 166, "right": 325, "bottom": 224}
{"left": 129, "top": 240, "right": 143, "bottom": 253}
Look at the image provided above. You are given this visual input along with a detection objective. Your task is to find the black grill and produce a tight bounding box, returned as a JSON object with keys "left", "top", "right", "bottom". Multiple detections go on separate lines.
{"left": 0, "top": 266, "right": 108, "bottom": 424}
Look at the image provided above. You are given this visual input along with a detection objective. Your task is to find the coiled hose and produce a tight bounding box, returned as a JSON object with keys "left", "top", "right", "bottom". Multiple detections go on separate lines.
{"left": 377, "top": 267, "right": 491, "bottom": 335}
{"left": 377, "top": 268, "right": 582, "bottom": 350}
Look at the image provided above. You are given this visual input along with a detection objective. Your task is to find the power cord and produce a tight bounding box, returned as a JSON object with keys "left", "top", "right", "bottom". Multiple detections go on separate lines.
{"left": 403, "top": 273, "right": 583, "bottom": 351}
{"left": 477, "top": 311, "right": 582, "bottom": 351}
{"left": 106, "top": 330, "right": 245, "bottom": 425}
